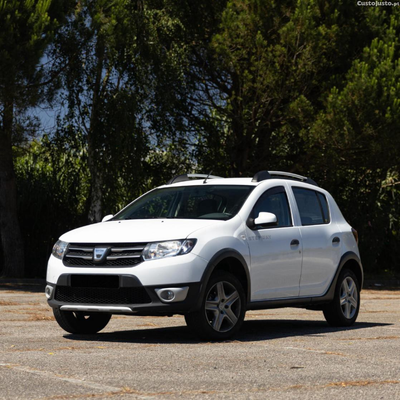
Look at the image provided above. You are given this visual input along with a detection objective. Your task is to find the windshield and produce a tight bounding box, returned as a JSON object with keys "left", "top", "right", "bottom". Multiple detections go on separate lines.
{"left": 114, "top": 185, "right": 254, "bottom": 221}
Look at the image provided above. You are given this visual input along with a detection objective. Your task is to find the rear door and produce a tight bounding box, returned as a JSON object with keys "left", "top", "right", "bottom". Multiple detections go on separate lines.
{"left": 291, "top": 187, "right": 342, "bottom": 297}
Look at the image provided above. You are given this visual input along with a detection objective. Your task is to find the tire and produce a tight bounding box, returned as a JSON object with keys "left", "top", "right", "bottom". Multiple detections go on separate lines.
{"left": 53, "top": 308, "right": 111, "bottom": 334}
{"left": 323, "top": 269, "right": 360, "bottom": 327}
{"left": 185, "top": 271, "right": 246, "bottom": 341}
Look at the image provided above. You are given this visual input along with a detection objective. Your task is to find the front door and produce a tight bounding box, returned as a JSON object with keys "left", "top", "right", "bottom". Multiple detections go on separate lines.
{"left": 245, "top": 186, "right": 303, "bottom": 301}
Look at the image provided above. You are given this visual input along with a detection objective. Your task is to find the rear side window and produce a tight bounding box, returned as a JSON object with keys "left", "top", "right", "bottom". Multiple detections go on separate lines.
{"left": 293, "top": 188, "right": 330, "bottom": 226}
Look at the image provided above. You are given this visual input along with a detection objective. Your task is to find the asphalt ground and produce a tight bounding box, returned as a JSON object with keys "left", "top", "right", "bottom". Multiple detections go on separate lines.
{"left": 1, "top": 281, "right": 400, "bottom": 399}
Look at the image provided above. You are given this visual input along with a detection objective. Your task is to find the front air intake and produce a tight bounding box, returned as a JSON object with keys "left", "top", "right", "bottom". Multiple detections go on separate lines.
{"left": 55, "top": 286, "right": 151, "bottom": 305}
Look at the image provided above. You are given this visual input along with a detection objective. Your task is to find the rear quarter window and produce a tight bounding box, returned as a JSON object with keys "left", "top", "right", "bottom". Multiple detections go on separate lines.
{"left": 292, "top": 187, "right": 330, "bottom": 225}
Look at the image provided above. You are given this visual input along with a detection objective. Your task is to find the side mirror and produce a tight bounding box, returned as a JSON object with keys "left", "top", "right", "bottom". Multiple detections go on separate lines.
{"left": 101, "top": 214, "right": 114, "bottom": 222}
{"left": 253, "top": 212, "right": 278, "bottom": 227}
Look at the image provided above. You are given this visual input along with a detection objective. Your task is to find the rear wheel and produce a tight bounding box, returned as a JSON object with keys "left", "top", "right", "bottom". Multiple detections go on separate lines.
{"left": 323, "top": 269, "right": 360, "bottom": 327}
{"left": 185, "top": 271, "right": 246, "bottom": 341}
{"left": 53, "top": 308, "right": 111, "bottom": 334}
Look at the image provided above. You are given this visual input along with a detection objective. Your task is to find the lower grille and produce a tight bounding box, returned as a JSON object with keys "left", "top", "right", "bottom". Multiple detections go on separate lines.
{"left": 55, "top": 286, "right": 152, "bottom": 305}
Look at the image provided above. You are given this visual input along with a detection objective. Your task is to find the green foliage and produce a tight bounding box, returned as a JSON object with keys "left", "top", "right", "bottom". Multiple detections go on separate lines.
{"left": 14, "top": 133, "right": 89, "bottom": 277}
{"left": 304, "top": 8, "right": 400, "bottom": 272}
{"left": 47, "top": 0, "right": 194, "bottom": 222}
{"left": 0, "top": 0, "right": 73, "bottom": 107}
{"left": 0, "top": 0, "right": 52, "bottom": 82}
{"left": 190, "top": 0, "right": 360, "bottom": 176}
{"left": 0, "top": 0, "right": 75, "bottom": 277}
{"left": 14, "top": 126, "right": 193, "bottom": 276}
{"left": 184, "top": 1, "right": 400, "bottom": 272}
{"left": 7, "top": 1, "right": 400, "bottom": 276}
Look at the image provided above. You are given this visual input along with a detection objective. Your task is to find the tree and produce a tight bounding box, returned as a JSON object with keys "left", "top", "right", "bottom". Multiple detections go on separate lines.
{"left": 0, "top": 0, "right": 72, "bottom": 277}
{"left": 51, "top": 0, "right": 191, "bottom": 222}
{"left": 304, "top": 8, "right": 400, "bottom": 272}
{"left": 167, "top": 0, "right": 372, "bottom": 177}
{"left": 15, "top": 132, "right": 89, "bottom": 277}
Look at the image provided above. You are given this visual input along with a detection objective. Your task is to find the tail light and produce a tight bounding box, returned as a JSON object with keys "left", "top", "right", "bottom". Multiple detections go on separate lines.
{"left": 351, "top": 228, "right": 359, "bottom": 244}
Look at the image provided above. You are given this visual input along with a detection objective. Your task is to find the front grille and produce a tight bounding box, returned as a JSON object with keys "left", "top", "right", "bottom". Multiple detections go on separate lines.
{"left": 63, "top": 243, "right": 146, "bottom": 267}
{"left": 55, "top": 286, "right": 152, "bottom": 305}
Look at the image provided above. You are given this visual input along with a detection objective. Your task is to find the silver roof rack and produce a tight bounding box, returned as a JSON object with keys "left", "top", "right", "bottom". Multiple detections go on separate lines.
{"left": 166, "top": 173, "right": 224, "bottom": 185}
{"left": 252, "top": 170, "right": 318, "bottom": 186}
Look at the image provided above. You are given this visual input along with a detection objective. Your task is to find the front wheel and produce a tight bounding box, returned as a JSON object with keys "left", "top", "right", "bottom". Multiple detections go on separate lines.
{"left": 53, "top": 308, "right": 111, "bottom": 334}
{"left": 185, "top": 271, "right": 246, "bottom": 341}
{"left": 323, "top": 269, "right": 360, "bottom": 327}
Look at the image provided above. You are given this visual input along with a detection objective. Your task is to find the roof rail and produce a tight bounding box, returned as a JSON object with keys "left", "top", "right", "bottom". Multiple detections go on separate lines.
{"left": 252, "top": 170, "right": 318, "bottom": 186}
{"left": 166, "top": 173, "right": 224, "bottom": 185}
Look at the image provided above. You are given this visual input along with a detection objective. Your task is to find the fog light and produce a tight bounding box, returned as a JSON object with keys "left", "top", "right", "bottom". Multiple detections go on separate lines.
{"left": 161, "top": 290, "right": 175, "bottom": 301}
{"left": 45, "top": 285, "right": 54, "bottom": 299}
{"left": 155, "top": 287, "right": 189, "bottom": 303}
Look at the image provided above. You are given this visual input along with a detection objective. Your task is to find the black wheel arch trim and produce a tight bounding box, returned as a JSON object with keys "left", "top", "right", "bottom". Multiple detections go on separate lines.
{"left": 195, "top": 249, "right": 251, "bottom": 311}
{"left": 321, "top": 251, "right": 363, "bottom": 301}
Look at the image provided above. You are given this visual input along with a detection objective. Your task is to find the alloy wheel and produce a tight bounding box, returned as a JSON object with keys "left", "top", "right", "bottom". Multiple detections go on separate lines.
{"left": 204, "top": 280, "right": 241, "bottom": 333}
{"left": 339, "top": 276, "right": 358, "bottom": 320}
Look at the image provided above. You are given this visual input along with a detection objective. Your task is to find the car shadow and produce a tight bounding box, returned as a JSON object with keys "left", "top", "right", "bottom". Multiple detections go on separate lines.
{"left": 63, "top": 319, "right": 391, "bottom": 344}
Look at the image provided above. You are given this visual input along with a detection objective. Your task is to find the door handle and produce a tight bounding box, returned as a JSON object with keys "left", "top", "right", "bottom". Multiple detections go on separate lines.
{"left": 332, "top": 237, "right": 340, "bottom": 244}
{"left": 290, "top": 239, "right": 300, "bottom": 246}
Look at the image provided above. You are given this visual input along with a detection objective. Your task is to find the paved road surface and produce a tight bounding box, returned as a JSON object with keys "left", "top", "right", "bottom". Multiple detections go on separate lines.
{"left": 0, "top": 282, "right": 399, "bottom": 399}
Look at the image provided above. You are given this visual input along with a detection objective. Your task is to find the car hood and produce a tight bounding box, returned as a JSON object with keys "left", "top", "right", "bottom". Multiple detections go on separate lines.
{"left": 60, "top": 219, "right": 222, "bottom": 243}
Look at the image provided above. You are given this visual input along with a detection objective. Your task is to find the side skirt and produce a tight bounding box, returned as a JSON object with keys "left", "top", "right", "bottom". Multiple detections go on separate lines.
{"left": 247, "top": 296, "right": 331, "bottom": 311}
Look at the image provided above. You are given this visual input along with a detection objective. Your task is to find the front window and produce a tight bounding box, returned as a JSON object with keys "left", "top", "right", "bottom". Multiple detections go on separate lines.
{"left": 113, "top": 185, "right": 254, "bottom": 221}
{"left": 251, "top": 186, "right": 292, "bottom": 227}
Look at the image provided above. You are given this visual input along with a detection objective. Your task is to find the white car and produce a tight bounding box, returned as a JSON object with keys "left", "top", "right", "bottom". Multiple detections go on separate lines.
{"left": 46, "top": 171, "right": 363, "bottom": 340}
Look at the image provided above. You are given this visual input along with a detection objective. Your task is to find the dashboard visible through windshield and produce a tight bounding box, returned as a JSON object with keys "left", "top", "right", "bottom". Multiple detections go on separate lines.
{"left": 114, "top": 185, "right": 254, "bottom": 221}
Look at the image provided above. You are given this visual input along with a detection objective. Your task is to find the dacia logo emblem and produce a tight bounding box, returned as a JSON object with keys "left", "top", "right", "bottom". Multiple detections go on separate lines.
{"left": 94, "top": 247, "right": 108, "bottom": 263}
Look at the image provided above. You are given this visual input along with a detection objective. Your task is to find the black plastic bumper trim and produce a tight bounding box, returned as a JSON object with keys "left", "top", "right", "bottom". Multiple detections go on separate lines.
{"left": 46, "top": 274, "right": 202, "bottom": 316}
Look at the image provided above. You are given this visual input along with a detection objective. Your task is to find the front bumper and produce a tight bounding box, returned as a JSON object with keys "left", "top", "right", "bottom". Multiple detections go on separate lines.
{"left": 46, "top": 274, "right": 203, "bottom": 316}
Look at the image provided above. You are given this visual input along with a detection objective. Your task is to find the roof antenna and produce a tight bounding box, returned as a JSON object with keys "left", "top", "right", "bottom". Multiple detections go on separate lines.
{"left": 203, "top": 171, "right": 213, "bottom": 184}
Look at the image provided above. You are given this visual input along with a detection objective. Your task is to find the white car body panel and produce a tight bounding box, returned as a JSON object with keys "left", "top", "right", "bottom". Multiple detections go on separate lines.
{"left": 60, "top": 219, "right": 221, "bottom": 244}
{"left": 47, "top": 174, "right": 362, "bottom": 309}
{"left": 50, "top": 217, "right": 250, "bottom": 287}
{"left": 297, "top": 223, "right": 342, "bottom": 296}
{"left": 245, "top": 225, "right": 302, "bottom": 300}
{"left": 46, "top": 251, "right": 208, "bottom": 287}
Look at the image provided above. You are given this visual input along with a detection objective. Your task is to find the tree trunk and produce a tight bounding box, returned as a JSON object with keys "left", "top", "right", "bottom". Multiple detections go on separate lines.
{"left": 87, "top": 157, "right": 103, "bottom": 223}
{"left": 228, "top": 74, "right": 252, "bottom": 176}
{"left": 0, "top": 98, "right": 25, "bottom": 277}
{"left": 87, "top": 34, "right": 105, "bottom": 224}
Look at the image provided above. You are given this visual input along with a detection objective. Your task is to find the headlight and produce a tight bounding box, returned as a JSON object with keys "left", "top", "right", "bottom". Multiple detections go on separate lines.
{"left": 142, "top": 239, "right": 197, "bottom": 261}
{"left": 52, "top": 240, "right": 68, "bottom": 260}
